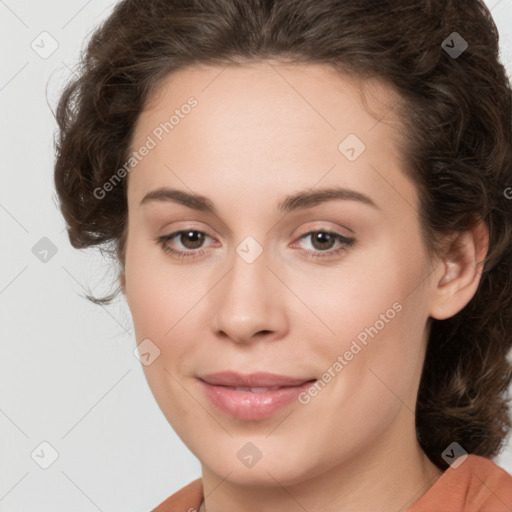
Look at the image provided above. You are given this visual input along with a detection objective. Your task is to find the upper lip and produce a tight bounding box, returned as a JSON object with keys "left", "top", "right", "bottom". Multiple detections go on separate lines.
{"left": 199, "top": 371, "right": 315, "bottom": 387}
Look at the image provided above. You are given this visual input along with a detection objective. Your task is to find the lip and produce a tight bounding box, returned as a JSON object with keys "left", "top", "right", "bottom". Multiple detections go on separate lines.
{"left": 199, "top": 371, "right": 316, "bottom": 420}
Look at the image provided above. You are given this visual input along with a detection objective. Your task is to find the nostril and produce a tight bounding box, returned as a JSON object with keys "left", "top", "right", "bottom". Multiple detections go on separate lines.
{"left": 256, "top": 330, "right": 272, "bottom": 336}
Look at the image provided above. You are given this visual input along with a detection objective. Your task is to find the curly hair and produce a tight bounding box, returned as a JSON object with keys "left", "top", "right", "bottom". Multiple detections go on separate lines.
{"left": 53, "top": 0, "right": 512, "bottom": 470}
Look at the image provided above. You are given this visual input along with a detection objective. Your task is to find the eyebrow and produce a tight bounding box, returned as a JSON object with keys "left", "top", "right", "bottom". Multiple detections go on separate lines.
{"left": 139, "top": 186, "right": 379, "bottom": 213}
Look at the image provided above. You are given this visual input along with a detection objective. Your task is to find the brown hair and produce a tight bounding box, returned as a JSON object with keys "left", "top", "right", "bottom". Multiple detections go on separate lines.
{"left": 53, "top": 0, "right": 512, "bottom": 470}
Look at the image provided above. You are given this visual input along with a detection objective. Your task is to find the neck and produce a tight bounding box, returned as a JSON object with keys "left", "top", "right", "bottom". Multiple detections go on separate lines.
{"left": 199, "top": 414, "right": 443, "bottom": 512}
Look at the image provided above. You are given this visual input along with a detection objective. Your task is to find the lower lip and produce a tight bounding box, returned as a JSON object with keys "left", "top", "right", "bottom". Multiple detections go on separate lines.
{"left": 199, "top": 379, "right": 316, "bottom": 420}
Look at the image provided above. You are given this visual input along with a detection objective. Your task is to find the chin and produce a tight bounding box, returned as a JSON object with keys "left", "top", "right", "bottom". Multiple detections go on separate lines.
{"left": 189, "top": 434, "right": 327, "bottom": 488}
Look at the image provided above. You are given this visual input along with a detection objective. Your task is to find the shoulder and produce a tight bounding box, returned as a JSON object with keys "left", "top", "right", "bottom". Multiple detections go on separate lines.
{"left": 409, "top": 454, "right": 512, "bottom": 512}
{"left": 152, "top": 478, "right": 203, "bottom": 512}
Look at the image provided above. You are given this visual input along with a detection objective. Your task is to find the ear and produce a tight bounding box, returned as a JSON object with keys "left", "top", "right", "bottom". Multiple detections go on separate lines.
{"left": 429, "top": 218, "right": 489, "bottom": 320}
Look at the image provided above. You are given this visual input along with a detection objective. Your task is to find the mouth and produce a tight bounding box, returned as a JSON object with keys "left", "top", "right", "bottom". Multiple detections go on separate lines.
{"left": 198, "top": 371, "right": 317, "bottom": 420}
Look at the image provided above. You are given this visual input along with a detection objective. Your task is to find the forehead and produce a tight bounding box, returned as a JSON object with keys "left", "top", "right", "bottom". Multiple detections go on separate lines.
{"left": 126, "top": 61, "right": 414, "bottom": 216}
{"left": 138, "top": 60, "right": 403, "bottom": 137}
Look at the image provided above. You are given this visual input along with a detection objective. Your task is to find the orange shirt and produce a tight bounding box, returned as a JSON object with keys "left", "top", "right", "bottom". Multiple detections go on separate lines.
{"left": 152, "top": 454, "right": 512, "bottom": 511}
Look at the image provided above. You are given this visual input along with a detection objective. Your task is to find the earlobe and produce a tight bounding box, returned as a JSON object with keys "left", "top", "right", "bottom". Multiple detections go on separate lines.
{"left": 429, "top": 219, "right": 489, "bottom": 320}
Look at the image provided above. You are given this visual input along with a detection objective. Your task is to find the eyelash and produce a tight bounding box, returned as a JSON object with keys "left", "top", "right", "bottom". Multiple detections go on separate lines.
{"left": 155, "top": 229, "right": 355, "bottom": 261}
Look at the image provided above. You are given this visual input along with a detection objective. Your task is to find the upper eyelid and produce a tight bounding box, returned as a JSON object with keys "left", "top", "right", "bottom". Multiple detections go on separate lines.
{"left": 164, "top": 219, "right": 353, "bottom": 238}
{"left": 295, "top": 228, "right": 353, "bottom": 239}
{"left": 291, "top": 231, "right": 354, "bottom": 250}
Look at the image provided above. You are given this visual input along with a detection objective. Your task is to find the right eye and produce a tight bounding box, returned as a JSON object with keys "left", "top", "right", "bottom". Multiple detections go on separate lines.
{"left": 156, "top": 229, "right": 217, "bottom": 259}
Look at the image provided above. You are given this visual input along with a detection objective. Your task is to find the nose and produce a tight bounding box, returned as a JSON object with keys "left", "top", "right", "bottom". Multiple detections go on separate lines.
{"left": 210, "top": 245, "right": 289, "bottom": 344}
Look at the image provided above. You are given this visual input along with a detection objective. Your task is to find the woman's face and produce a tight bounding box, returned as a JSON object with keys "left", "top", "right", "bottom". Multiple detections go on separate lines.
{"left": 122, "top": 62, "right": 441, "bottom": 486}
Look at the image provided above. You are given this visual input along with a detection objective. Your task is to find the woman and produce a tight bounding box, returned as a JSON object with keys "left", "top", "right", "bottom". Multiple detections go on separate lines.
{"left": 53, "top": 0, "right": 512, "bottom": 510}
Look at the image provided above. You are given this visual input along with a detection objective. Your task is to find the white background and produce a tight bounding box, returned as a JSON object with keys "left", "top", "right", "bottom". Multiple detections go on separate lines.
{"left": 1, "top": 1, "right": 511, "bottom": 510}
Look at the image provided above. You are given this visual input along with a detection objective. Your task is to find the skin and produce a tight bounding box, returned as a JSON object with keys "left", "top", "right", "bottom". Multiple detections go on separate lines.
{"left": 120, "top": 61, "right": 488, "bottom": 512}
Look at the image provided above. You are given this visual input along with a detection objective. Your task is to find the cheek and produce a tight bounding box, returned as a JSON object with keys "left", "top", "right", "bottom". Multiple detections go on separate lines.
{"left": 124, "top": 236, "right": 200, "bottom": 338}
{"left": 292, "top": 236, "right": 429, "bottom": 397}
{"left": 294, "top": 300, "right": 425, "bottom": 462}
{"left": 340, "top": 292, "right": 428, "bottom": 421}
{"left": 286, "top": 239, "right": 419, "bottom": 337}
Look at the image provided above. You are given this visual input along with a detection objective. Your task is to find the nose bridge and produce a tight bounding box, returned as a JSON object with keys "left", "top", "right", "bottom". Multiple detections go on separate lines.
{"left": 232, "top": 242, "right": 272, "bottom": 298}
{"left": 211, "top": 238, "right": 288, "bottom": 342}
{"left": 223, "top": 242, "right": 273, "bottom": 315}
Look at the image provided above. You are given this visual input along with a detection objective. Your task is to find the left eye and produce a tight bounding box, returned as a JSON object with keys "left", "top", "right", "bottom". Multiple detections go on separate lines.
{"left": 294, "top": 230, "right": 355, "bottom": 257}
{"left": 301, "top": 231, "right": 342, "bottom": 251}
